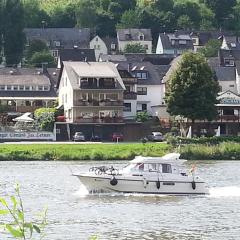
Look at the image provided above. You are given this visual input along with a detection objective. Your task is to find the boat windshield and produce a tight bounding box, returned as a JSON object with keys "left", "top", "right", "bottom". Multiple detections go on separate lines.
{"left": 122, "top": 163, "right": 144, "bottom": 173}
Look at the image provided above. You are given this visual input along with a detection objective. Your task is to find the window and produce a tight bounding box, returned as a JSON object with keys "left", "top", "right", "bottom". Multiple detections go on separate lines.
{"left": 179, "top": 40, "right": 187, "bottom": 45}
{"left": 96, "top": 37, "right": 98, "bottom": 42}
{"left": 38, "top": 86, "right": 43, "bottom": 91}
{"left": 229, "top": 84, "right": 235, "bottom": 88}
{"left": 162, "top": 164, "right": 172, "bottom": 173}
{"left": 139, "top": 34, "right": 144, "bottom": 41}
{"left": 0, "top": 85, "right": 5, "bottom": 90}
{"left": 7, "top": 85, "right": 12, "bottom": 91}
{"left": 142, "top": 104, "right": 147, "bottom": 111}
{"left": 52, "top": 50, "right": 58, "bottom": 57}
{"left": 133, "top": 71, "right": 148, "bottom": 80}
{"left": 54, "top": 41, "right": 61, "bottom": 47}
{"left": 111, "top": 43, "right": 116, "bottom": 50}
{"left": 137, "top": 87, "right": 147, "bottom": 95}
{"left": 13, "top": 85, "right": 18, "bottom": 91}
{"left": 43, "top": 86, "right": 49, "bottom": 91}
{"left": 65, "top": 94, "right": 67, "bottom": 103}
{"left": 124, "top": 103, "right": 131, "bottom": 112}
{"left": 25, "top": 86, "right": 30, "bottom": 91}
{"left": 25, "top": 101, "right": 31, "bottom": 106}
{"left": 19, "top": 86, "right": 24, "bottom": 91}
{"left": 224, "top": 58, "right": 234, "bottom": 66}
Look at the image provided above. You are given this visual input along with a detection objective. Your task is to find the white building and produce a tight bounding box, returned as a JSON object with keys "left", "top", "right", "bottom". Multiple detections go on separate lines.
{"left": 58, "top": 61, "right": 125, "bottom": 123}
{"left": 117, "top": 29, "right": 152, "bottom": 54}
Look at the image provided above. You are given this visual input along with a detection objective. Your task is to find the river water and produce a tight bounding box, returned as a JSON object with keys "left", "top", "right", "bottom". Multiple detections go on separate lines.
{"left": 0, "top": 160, "right": 240, "bottom": 240}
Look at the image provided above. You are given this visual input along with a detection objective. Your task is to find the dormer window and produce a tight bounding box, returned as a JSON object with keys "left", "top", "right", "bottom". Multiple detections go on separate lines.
{"left": 54, "top": 41, "right": 61, "bottom": 47}
{"left": 125, "top": 34, "right": 131, "bottom": 40}
{"left": 139, "top": 34, "right": 144, "bottom": 41}
{"left": 111, "top": 43, "right": 116, "bottom": 50}
{"left": 224, "top": 58, "right": 234, "bottom": 66}
{"left": 132, "top": 71, "right": 148, "bottom": 80}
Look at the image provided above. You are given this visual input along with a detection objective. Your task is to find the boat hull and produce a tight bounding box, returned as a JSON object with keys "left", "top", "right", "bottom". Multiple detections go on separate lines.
{"left": 75, "top": 174, "right": 209, "bottom": 195}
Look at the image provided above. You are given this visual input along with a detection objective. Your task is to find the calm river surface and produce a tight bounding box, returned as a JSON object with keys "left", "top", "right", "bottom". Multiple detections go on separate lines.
{"left": 0, "top": 160, "right": 240, "bottom": 240}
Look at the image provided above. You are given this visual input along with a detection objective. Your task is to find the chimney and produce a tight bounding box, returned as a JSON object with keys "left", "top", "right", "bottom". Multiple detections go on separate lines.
{"left": 42, "top": 62, "right": 48, "bottom": 74}
{"left": 128, "top": 63, "right": 132, "bottom": 73}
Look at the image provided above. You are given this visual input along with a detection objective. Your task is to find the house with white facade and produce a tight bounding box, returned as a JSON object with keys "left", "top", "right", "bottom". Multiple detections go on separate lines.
{"left": 90, "top": 36, "right": 118, "bottom": 60}
{"left": 58, "top": 62, "right": 125, "bottom": 124}
{"left": 0, "top": 67, "right": 57, "bottom": 115}
{"left": 117, "top": 29, "right": 152, "bottom": 54}
{"left": 156, "top": 32, "right": 193, "bottom": 55}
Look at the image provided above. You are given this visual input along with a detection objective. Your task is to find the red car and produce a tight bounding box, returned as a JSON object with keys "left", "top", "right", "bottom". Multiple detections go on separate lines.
{"left": 111, "top": 132, "right": 124, "bottom": 142}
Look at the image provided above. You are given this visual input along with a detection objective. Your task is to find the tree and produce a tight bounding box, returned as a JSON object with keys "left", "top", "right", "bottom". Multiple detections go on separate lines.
{"left": 26, "top": 39, "right": 48, "bottom": 60}
{"left": 124, "top": 43, "right": 147, "bottom": 53}
{"left": 3, "top": 0, "right": 25, "bottom": 66}
{"left": 204, "top": 0, "right": 237, "bottom": 27}
{"left": 29, "top": 51, "right": 55, "bottom": 67}
{"left": 198, "top": 39, "right": 221, "bottom": 57}
{"left": 22, "top": 0, "right": 50, "bottom": 28}
{"left": 177, "top": 15, "right": 194, "bottom": 30}
{"left": 165, "top": 52, "right": 220, "bottom": 122}
{"left": 117, "top": 9, "right": 140, "bottom": 28}
{"left": 34, "top": 108, "right": 58, "bottom": 131}
{"left": 76, "top": 0, "right": 97, "bottom": 28}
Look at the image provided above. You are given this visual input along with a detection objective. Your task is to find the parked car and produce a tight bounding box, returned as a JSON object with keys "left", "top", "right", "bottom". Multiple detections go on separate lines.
{"left": 72, "top": 132, "right": 85, "bottom": 142}
{"left": 111, "top": 132, "right": 124, "bottom": 142}
{"left": 90, "top": 135, "right": 102, "bottom": 142}
{"left": 147, "top": 132, "right": 164, "bottom": 142}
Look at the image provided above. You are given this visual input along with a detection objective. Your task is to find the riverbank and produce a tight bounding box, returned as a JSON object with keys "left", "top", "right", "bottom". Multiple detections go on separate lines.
{"left": 0, "top": 142, "right": 240, "bottom": 161}
{"left": 180, "top": 142, "right": 240, "bottom": 160}
{"left": 0, "top": 143, "right": 171, "bottom": 161}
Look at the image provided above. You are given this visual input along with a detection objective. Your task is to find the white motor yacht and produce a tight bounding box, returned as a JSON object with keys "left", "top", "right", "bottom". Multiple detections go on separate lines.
{"left": 74, "top": 153, "right": 209, "bottom": 195}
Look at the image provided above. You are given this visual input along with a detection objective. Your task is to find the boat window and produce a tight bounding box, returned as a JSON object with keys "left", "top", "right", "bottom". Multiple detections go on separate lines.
{"left": 162, "top": 164, "right": 172, "bottom": 173}
{"left": 137, "top": 163, "right": 144, "bottom": 171}
{"left": 148, "top": 163, "right": 159, "bottom": 172}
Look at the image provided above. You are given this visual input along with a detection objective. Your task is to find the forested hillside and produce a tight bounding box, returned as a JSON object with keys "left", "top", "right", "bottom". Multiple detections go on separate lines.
{"left": 21, "top": 0, "right": 240, "bottom": 38}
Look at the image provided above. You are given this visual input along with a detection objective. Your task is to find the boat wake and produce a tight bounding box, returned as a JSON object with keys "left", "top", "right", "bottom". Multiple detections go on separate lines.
{"left": 209, "top": 186, "right": 240, "bottom": 197}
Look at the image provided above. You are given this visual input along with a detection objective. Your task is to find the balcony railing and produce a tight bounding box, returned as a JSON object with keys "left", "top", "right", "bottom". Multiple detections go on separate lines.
{"left": 0, "top": 105, "right": 41, "bottom": 113}
{"left": 80, "top": 82, "right": 116, "bottom": 89}
{"left": 122, "top": 78, "right": 138, "bottom": 84}
{"left": 74, "top": 117, "right": 124, "bottom": 123}
{"left": 217, "top": 115, "right": 240, "bottom": 122}
{"left": 124, "top": 91, "right": 137, "bottom": 100}
{"left": 74, "top": 99, "right": 124, "bottom": 107}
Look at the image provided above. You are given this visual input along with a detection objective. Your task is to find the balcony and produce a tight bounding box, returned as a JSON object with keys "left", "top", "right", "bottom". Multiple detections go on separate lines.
{"left": 74, "top": 99, "right": 124, "bottom": 107}
{"left": 74, "top": 116, "right": 124, "bottom": 124}
{"left": 80, "top": 78, "right": 117, "bottom": 89}
{"left": 124, "top": 91, "right": 137, "bottom": 100}
{"left": 122, "top": 78, "right": 138, "bottom": 84}
{"left": 217, "top": 115, "right": 240, "bottom": 122}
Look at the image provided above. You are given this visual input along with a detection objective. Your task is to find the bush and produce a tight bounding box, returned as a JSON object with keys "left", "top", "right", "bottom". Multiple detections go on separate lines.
{"left": 168, "top": 136, "right": 240, "bottom": 145}
{"left": 135, "top": 111, "right": 150, "bottom": 122}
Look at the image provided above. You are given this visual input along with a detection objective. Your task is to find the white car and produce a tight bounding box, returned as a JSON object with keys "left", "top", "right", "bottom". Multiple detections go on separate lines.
{"left": 147, "top": 132, "right": 163, "bottom": 142}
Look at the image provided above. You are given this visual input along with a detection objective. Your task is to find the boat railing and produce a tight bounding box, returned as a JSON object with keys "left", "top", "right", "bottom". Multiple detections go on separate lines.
{"left": 89, "top": 166, "right": 119, "bottom": 175}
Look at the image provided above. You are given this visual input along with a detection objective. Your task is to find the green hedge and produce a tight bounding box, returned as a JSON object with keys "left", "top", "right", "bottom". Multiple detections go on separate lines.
{"left": 167, "top": 136, "right": 240, "bottom": 145}
{"left": 180, "top": 142, "right": 240, "bottom": 160}
{"left": 0, "top": 143, "right": 171, "bottom": 161}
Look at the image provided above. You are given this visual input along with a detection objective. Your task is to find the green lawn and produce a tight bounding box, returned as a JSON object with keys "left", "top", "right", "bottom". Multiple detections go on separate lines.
{"left": 0, "top": 143, "right": 171, "bottom": 161}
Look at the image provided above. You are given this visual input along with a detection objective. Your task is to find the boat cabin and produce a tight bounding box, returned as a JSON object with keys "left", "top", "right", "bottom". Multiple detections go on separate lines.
{"left": 122, "top": 153, "right": 186, "bottom": 175}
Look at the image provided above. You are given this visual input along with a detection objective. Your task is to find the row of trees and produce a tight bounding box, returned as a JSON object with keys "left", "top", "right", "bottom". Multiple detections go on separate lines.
{"left": 0, "top": 0, "right": 25, "bottom": 65}
{"left": 23, "top": 0, "right": 240, "bottom": 37}
{"left": 0, "top": 0, "right": 239, "bottom": 65}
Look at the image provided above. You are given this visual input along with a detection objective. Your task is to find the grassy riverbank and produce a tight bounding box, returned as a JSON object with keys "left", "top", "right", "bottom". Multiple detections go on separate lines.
{"left": 0, "top": 143, "right": 171, "bottom": 161}
{"left": 180, "top": 142, "right": 240, "bottom": 160}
